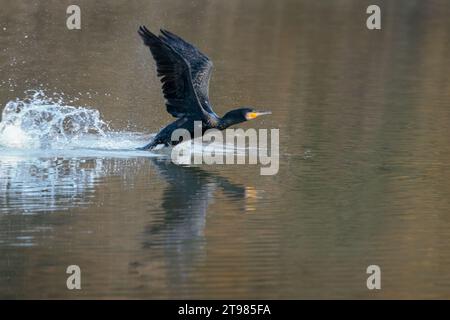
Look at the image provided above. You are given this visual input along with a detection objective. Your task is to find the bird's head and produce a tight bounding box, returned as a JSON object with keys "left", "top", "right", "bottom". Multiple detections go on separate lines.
{"left": 220, "top": 107, "right": 271, "bottom": 128}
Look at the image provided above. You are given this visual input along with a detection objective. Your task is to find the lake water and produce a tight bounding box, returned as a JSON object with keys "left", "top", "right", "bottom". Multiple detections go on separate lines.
{"left": 1, "top": 0, "right": 450, "bottom": 299}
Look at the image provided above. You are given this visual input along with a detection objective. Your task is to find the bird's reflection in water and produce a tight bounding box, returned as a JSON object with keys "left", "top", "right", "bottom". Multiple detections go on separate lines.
{"left": 133, "top": 158, "right": 247, "bottom": 291}
{"left": 0, "top": 153, "right": 253, "bottom": 294}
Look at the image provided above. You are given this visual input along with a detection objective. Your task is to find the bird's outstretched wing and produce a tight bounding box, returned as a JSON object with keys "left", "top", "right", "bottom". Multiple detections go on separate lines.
{"left": 138, "top": 26, "right": 206, "bottom": 119}
{"left": 159, "top": 29, "right": 217, "bottom": 117}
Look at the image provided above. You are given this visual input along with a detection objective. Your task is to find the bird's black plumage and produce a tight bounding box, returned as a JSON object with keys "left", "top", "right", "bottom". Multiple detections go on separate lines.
{"left": 137, "top": 26, "right": 270, "bottom": 150}
{"left": 159, "top": 29, "right": 217, "bottom": 118}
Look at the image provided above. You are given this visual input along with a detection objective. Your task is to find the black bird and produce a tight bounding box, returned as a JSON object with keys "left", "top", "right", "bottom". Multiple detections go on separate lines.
{"left": 137, "top": 26, "right": 271, "bottom": 150}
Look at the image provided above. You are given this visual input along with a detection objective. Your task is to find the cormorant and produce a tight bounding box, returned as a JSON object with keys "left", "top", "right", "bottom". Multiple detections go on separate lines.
{"left": 137, "top": 26, "right": 271, "bottom": 150}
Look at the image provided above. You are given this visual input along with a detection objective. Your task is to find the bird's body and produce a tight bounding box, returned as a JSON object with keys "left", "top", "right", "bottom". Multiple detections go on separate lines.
{"left": 137, "top": 26, "right": 270, "bottom": 150}
{"left": 140, "top": 117, "right": 206, "bottom": 150}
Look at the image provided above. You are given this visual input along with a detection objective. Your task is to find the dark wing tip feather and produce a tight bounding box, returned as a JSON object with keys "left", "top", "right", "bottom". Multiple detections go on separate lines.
{"left": 138, "top": 25, "right": 159, "bottom": 44}
{"left": 159, "top": 28, "right": 179, "bottom": 41}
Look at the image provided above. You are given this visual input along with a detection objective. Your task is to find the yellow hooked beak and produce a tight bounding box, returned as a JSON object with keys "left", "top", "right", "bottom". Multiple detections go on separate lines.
{"left": 245, "top": 110, "right": 272, "bottom": 120}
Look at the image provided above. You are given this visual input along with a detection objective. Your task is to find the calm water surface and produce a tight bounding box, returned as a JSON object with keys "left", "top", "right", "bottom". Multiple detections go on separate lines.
{"left": 1, "top": 0, "right": 450, "bottom": 298}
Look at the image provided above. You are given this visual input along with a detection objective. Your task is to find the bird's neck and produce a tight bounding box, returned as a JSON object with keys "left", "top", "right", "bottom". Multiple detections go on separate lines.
{"left": 218, "top": 114, "right": 244, "bottom": 130}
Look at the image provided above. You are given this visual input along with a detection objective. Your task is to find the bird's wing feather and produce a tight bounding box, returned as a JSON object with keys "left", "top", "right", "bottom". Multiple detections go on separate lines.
{"left": 138, "top": 26, "right": 207, "bottom": 119}
{"left": 159, "top": 29, "right": 217, "bottom": 117}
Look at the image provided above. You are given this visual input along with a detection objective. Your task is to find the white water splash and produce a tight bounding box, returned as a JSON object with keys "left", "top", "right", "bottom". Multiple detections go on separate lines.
{"left": 0, "top": 90, "right": 149, "bottom": 151}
